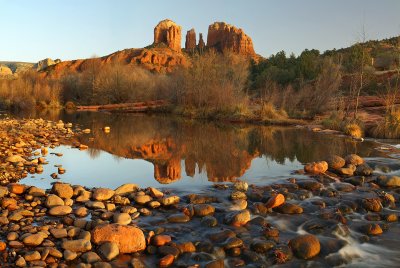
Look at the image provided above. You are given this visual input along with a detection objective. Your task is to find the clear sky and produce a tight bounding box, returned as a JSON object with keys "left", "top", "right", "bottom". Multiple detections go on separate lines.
{"left": 0, "top": 0, "right": 399, "bottom": 62}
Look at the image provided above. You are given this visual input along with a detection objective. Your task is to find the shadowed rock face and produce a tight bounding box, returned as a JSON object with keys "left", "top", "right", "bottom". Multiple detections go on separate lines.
{"left": 185, "top": 29, "right": 196, "bottom": 51}
{"left": 198, "top": 33, "right": 206, "bottom": 50}
{"left": 207, "top": 22, "right": 255, "bottom": 56}
{"left": 153, "top": 19, "right": 182, "bottom": 52}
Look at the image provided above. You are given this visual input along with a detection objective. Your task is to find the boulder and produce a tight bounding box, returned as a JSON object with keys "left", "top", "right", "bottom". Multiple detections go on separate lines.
{"left": 92, "top": 188, "right": 115, "bottom": 201}
{"left": 48, "top": 205, "right": 72, "bottom": 216}
{"left": 52, "top": 183, "right": 73, "bottom": 199}
{"left": 304, "top": 161, "right": 328, "bottom": 174}
{"left": 114, "top": 184, "right": 138, "bottom": 196}
{"left": 326, "top": 155, "right": 345, "bottom": 170}
{"left": 289, "top": 234, "right": 320, "bottom": 259}
{"left": 61, "top": 239, "right": 92, "bottom": 252}
{"left": 92, "top": 224, "right": 146, "bottom": 253}
{"left": 45, "top": 194, "right": 65, "bottom": 208}
{"left": 345, "top": 154, "right": 364, "bottom": 166}
{"left": 265, "top": 193, "right": 285, "bottom": 209}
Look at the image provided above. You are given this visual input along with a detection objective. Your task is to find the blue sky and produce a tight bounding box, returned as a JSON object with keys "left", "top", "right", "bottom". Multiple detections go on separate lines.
{"left": 0, "top": 0, "right": 399, "bottom": 62}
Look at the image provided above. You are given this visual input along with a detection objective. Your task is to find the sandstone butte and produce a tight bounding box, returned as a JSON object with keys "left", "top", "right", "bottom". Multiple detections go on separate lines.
{"left": 207, "top": 22, "right": 256, "bottom": 56}
{"left": 42, "top": 19, "right": 258, "bottom": 78}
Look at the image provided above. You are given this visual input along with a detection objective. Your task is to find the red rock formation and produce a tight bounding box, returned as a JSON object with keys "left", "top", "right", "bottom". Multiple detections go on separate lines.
{"left": 185, "top": 28, "right": 196, "bottom": 51}
{"left": 207, "top": 22, "right": 255, "bottom": 56}
{"left": 198, "top": 33, "right": 205, "bottom": 51}
{"left": 153, "top": 19, "right": 182, "bottom": 52}
{"left": 43, "top": 47, "right": 188, "bottom": 77}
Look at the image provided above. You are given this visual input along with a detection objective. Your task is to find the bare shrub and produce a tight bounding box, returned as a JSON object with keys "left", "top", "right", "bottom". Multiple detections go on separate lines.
{"left": 169, "top": 50, "right": 249, "bottom": 115}
{"left": 61, "top": 63, "right": 168, "bottom": 105}
{"left": 0, "top": 71, "right": 60, "bottom": 110}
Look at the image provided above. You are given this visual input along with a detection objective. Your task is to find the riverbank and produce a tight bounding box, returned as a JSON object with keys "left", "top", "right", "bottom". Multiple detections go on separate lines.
{"left": 0, "top": 117, "right": 399, "bottom": 267}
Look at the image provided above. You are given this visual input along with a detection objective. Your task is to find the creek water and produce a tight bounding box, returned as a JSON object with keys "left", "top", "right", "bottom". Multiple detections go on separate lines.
{"left": 13, "top": 110, "right": 389, "bottom": 189}
{"left": 10, "top": 109, "right": 400, "bottom": 267}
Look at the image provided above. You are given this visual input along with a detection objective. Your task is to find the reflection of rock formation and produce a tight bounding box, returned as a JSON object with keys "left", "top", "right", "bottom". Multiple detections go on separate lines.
{"left": 68, "top": 112, "right": 373, "bottom": 185}
{"left": 154, "top": 158, "right": 181, "bottom": 184}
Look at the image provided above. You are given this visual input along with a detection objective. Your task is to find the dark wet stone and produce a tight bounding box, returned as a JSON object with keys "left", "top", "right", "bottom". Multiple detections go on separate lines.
{"left": 242, "top": 249, "right": 261, "bottom": 263}
{"left": 221, "top": 237, "right": 243, "bottom": 250}
{"left": 295, "top": 189, "right": 312, "bottom": 200}
{"left": 251, "top": 239, "right": 275, "bottom": 253}
{"left": 263, "top": 227, "right": 279, "bottom": 239}
{"left": 228, "top": 258, "right": 247, "bottom": 267}
{"left": 191, "top": 252, "right": 214, "bottom": 262}
{"left": 167, "top": 213, "right": 190, "bottom": 223}
{"left": 362, "top": 198, "right": 382, "bottom": 212}
{"left": 320, "top": 188, "right": 337, "bottom": 197}
{"left": 319, "top": 237, "right": 347, "bottom": 255}
{"left": 146, "top": 245, "right": 157, "bottom": 254}
{"left": 365, "top": 214, "right": 381, "bottom": 221}
{"left": 249, "top": 216, "right": 268, "bottom": 226}
{"left": 338, "top": 204, "right": 354, "bottom": 214}
{"left": 197, "top": 242, "right": 214, "bottom": 253}
{"left": 303, "top": 219, "right": 338, "bottom": 234}
{"left": 201, "top": 216, "right": 218, "bottom": 227}
{"left": 344, "top": 176, "right": 365, "bottom": 186}
{"left": 297, "top": 180, "right": 323, "bottom": 191}
{"left": 252, "top": 202, "right": 270, "bottom": 215}
{"left": 333, "top": 182, "right": 355, "bottom": 192}
{"left": 274, "top": 203, "right": 303, "bottom": 214}
{"left": 208, "top": 229, "right": 236, "bottom": 243}
{"left": 158, "top": 245, "right": 180, "bottom": 257}
{"left": 289, "top": 234, "right": 320, "bottom": 259}
{"left": 227, "top": 247, "right": 241, "bottom": 257}
{"left": 355, "top": 164, "right": 374, "bottom": 176}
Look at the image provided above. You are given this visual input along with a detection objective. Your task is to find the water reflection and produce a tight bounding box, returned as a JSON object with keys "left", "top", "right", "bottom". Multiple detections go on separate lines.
{"left": 29, "top": 111, "right": 381, "bottom": 185}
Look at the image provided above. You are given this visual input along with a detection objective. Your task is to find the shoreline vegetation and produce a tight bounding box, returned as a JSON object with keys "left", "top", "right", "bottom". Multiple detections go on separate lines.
{"left": 0, "top": 116, "right": 399, "bottom": 267}
{"left": 0, "top": 36, "right": 400, "bottom": 139}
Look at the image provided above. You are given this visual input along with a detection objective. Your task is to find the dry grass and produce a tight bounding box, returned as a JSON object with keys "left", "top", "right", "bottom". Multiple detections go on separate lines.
{"left": 257, "top": 102, "right": 288, "bottom": 120}
{"left": 342, "top": 122, "right": 363, "bottom": 138}
{"left": 371, "top": 110, "right": 400, "bottom": 139}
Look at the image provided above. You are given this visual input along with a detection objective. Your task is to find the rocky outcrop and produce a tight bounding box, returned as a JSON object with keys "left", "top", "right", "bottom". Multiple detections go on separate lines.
{"left": 207, "top": 22, "right": 255, "bottom": 56}
{"left": 198, "top": 33, "right": 206, "bottom": 51}
{"left": 0, "top": 64, "right": 13, "bottom": 76}
{"left": 44, "top": 47, "right": 188, "bottom": 77}
{"left": 185, "top": 29, "right": 196, "bottom": 51}
{"left": 153, "top": 19, "right": 182, "bottom": 52}
{"left": 34, "top": 58, "right": 61, "bottom": 71}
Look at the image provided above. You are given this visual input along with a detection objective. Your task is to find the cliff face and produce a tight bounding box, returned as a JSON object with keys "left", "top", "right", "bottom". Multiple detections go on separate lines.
{"left": 185, "top": 29, "right": 196, "bottom": 51}
{"left": 206, "top": 22, "right": 255, "bottom": 56}
{"left": 153, "top": 19, "right": 182, "bottom": 52}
